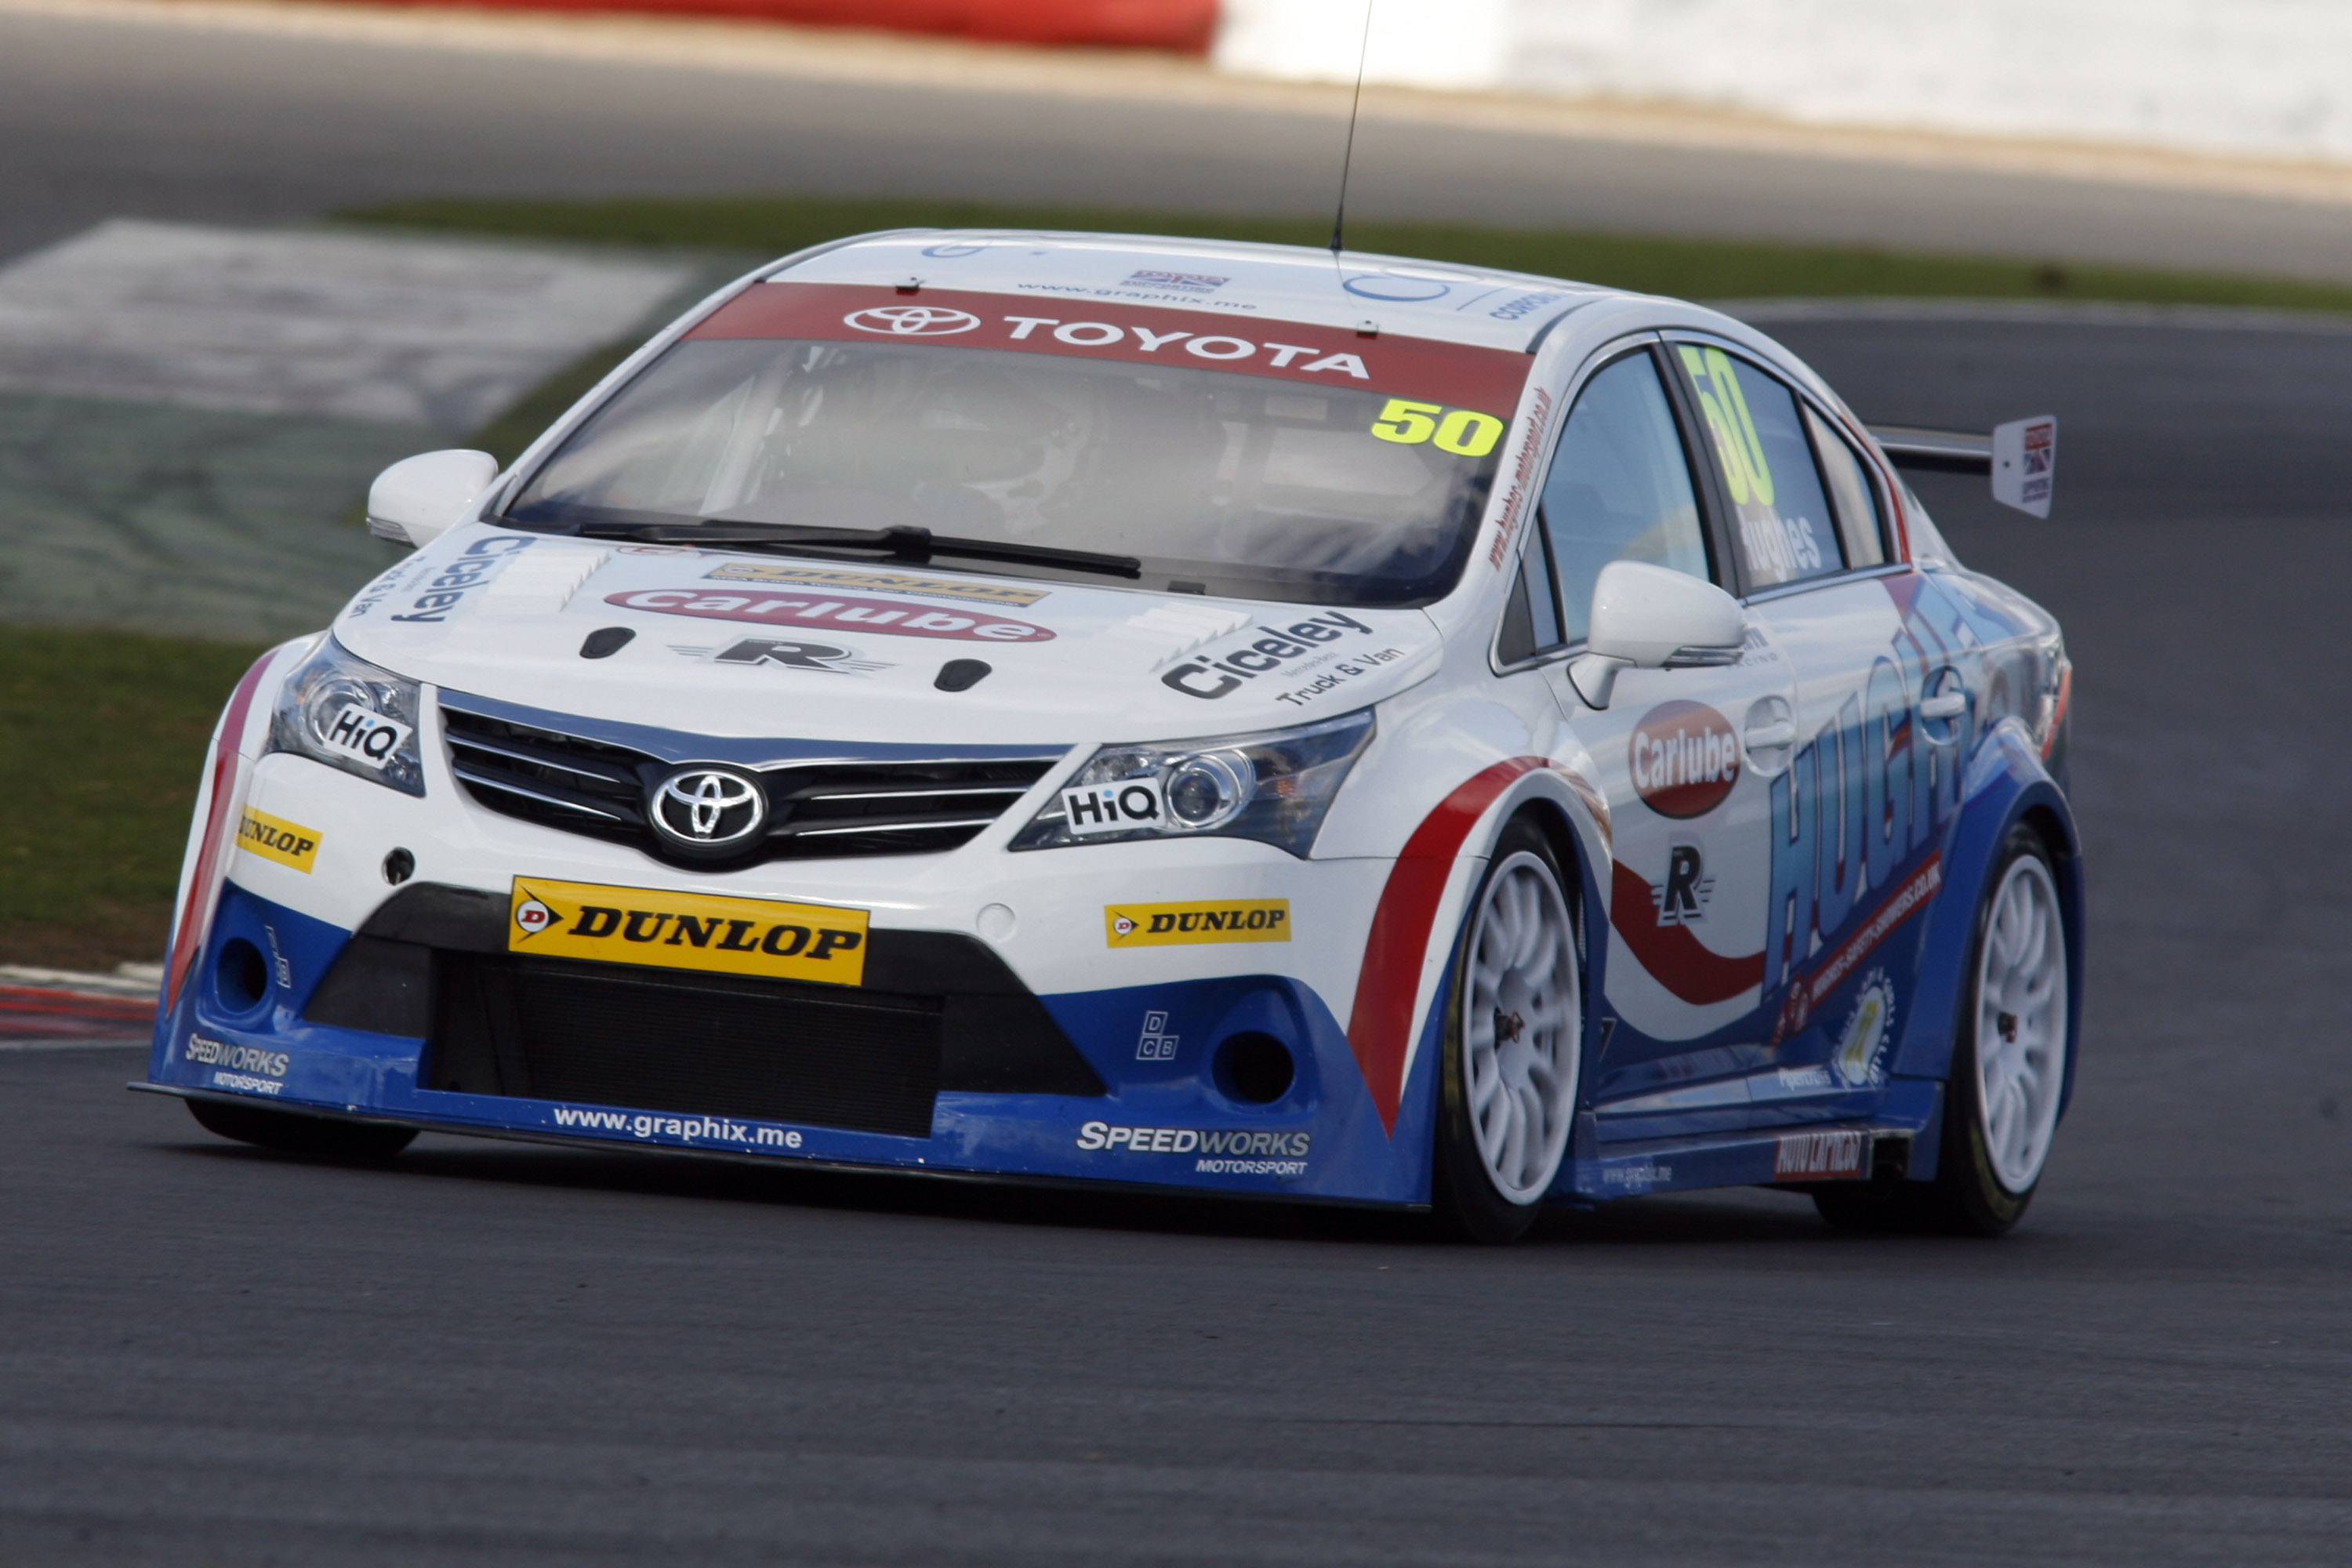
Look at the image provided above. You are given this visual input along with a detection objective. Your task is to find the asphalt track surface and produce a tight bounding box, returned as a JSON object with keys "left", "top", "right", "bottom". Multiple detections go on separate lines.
{"left": 6, "top": 16, "right": 2352, "bottom": 1563}
{"left": 13, "top": 3, "right": 2352, "bottom": 282}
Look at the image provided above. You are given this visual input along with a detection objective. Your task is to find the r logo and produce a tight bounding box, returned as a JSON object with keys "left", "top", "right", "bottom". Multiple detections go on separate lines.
{"left": 1652, "top": 844, "right": 1715, "bottom": 927}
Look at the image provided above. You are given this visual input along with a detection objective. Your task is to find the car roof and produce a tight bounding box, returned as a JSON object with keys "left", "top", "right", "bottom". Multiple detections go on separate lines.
{"left": 768, "top": 229, "right": 1621, "bottom": 353}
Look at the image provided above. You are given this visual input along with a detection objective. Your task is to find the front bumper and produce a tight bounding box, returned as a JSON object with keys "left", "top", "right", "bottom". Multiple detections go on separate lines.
{"left": 150, "top": 858, "right": 1438, "bottom": 1205}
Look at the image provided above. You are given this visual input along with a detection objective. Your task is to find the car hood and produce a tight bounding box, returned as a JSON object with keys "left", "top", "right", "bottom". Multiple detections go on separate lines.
{"left": 332, "top": 528, "right": 1446, "bottom": 746}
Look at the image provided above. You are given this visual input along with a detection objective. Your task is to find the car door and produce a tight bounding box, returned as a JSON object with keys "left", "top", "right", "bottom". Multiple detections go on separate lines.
{"left": 1504, "top": 342, "right": 1799, "bottom": 1140}
{"left": 1664, "top": 337, "right": 1959, "bottom": 1129}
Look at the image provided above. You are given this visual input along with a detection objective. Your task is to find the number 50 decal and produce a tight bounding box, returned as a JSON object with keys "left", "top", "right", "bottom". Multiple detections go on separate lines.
{"left": 1369, "top": 399, "right": 1507, "bottom": 457}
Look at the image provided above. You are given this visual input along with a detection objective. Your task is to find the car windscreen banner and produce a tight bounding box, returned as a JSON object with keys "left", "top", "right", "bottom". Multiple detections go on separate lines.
{"left": 686, "top": 282, "right": 1533, "bottom": 426}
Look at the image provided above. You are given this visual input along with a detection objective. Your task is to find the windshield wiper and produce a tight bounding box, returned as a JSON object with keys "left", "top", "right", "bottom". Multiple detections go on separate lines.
{"left": 572, "top": 520, "right": 1141, "bottom": 580}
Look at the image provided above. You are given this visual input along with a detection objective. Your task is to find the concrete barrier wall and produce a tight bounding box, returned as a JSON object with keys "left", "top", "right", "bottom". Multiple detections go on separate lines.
{"left": 1214, "top": 0, "right": 2352, "bottom": 162}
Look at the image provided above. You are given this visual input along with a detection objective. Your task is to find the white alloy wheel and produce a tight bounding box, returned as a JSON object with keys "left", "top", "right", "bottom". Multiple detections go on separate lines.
{"left": 1973, "top": 852, "right": 2068, "bottom": 1192}
{"left": 1461, "top": 850, "right": 1581, "bottom": 1204}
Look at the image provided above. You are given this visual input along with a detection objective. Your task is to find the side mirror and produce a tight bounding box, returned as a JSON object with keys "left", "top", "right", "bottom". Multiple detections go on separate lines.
{"left": 366, "top": 450, "right": 499, "bottom": 550}
{"left": 1568, "top": 561, "right": 1746, "bottom": 709}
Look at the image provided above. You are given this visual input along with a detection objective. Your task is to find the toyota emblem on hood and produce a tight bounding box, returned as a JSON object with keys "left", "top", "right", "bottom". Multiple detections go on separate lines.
{"left": 648, "top": 766, "right": 768, "bottom": 854}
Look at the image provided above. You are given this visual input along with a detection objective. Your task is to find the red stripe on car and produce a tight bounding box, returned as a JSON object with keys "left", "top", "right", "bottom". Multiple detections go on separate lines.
{"left": 1606, "top": 860, "right": 1764, "bottom": 1006}
{"left": 1344, "top": 757, "right": 1548, "bottom": 1134}
{"left": 165, "top": 653, "right": 275, "bottom": 1010}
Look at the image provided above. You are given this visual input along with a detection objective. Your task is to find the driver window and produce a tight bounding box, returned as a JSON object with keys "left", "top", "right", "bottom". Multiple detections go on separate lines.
{"left": 1675, "top": 345, "right": 1843, "bottom": 590}
{"left": 1536, "top": 350, "right": 1711, "bottom": 646}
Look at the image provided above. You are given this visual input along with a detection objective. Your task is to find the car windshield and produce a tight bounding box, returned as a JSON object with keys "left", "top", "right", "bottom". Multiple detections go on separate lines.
{"left": 503, "top": 289, "right": 1529, "bottom": 607}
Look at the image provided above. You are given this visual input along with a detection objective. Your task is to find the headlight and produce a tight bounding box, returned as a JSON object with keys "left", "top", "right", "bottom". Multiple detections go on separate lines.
{"left": 1010, "top": 708, "right": 1374, "bottom": 858}
{"left": 267, "top": 637, "right": 426, "bottom": 797}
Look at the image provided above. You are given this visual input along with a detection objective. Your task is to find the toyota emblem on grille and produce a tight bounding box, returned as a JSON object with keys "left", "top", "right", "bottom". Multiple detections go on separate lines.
{"left": 842, "top": 304, "right": 981, "bottom": 336}
{"left": 648, "top": 766, "right": 768, "bottom": 854}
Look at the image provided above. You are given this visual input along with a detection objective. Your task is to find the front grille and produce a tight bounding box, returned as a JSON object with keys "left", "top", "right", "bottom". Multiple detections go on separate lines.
{"left": 431, "top": 953, "right": 943, "bottom": 1138}
{"left": 440, "top": 706, "right": 1056, "bottom": 862}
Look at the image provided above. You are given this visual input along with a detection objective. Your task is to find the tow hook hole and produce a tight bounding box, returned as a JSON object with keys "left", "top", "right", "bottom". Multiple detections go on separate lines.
{"left": 215, "top": 938, "right": 270, "bottom": 1013}
{"left": 1214, "top": 1032, "right": 1295, "bottom": 1105}
{"left": 383, "top": 848, "right": 415, "bottom": 884}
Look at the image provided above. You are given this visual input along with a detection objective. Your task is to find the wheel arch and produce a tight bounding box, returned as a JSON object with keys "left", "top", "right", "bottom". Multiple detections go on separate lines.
{"left": 1888, "top": 718, "right": 2085, "bottom": 1119}
{"left": 1338, "top": 758, "right": 1610, "bottom": 1171}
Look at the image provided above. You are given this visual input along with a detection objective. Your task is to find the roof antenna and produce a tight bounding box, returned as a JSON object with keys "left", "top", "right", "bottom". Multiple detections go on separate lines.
{"left": 1328, "top": 0, "right": 1375, "bottom": 260}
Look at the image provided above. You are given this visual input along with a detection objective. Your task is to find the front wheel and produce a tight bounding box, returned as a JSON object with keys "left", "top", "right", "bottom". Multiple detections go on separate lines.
{"left": 187, "top": 1097, "right": 417, "bottom": 1161}
{"left": 1432, "top": 816, "right": 1583, "bottom": 1243}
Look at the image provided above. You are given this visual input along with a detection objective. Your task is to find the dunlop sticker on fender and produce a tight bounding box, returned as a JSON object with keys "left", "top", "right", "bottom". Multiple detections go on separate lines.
{"left": 236, "top": 807, "right": 321, "bottom": 873}
{"left": 509, "top": 878, "right": 868, "bottom": 985}
{"left": 1105, "top": 899, "right": 1290, "bottom": 947}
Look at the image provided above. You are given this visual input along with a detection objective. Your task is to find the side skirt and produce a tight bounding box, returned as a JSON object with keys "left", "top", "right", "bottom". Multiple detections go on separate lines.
{"left": 1570, "top": 1080, "right": 1942, "bottom": 1200}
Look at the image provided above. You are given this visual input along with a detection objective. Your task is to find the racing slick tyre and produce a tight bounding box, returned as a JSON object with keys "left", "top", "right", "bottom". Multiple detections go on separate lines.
{"left": 1432, "top": 815, "right": 1583, "bottom": 1244}
{"left": 1813, "top": 825, "right": 2071, "bottom": 1236}
{"left": 187, "top": 1098, "right": 417, "bottom": 1161}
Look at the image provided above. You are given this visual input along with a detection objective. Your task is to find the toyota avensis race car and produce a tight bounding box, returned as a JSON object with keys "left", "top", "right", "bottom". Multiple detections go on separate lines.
{"left": 140, "top": 230, "right": 2079, "bottom": 1240}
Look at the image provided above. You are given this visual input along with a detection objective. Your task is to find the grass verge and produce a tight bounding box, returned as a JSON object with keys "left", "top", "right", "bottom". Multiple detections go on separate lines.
{"left": 342, "top": 194, "right": 2352, "bottom": 314}
{"left": 1, "top": 626, "right": 267, "bottom": 969}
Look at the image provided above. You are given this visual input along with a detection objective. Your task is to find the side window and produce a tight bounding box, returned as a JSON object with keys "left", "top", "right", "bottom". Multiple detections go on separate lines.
{"left": 1537, "top": 351, "right": 1711, "bottom": 644}
{"left": 1803, "top": 405, "right": 1886, "bottom": 568}
{"left": 1675, "top": 346, "right": 1842, "bottom": 590}
{"left": 1497, "top": 516, "right": 1564, "bottom": 664}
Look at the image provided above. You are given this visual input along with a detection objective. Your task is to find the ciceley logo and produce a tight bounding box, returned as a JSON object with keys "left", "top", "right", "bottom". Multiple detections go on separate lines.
{"left": 388, "top": 535, "right": 535, "bottom": 623}
{"left": 509, "top": 877, "right": 869, "bottom": 986}
{"left": 1160, "top": 612, "right": 1377, "bottom": 700}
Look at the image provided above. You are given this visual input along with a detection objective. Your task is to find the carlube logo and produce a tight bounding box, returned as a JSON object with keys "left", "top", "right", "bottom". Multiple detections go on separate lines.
{"left": 1630, "top": 700, "right": 1740, "bottom": 818}
{"left": 607, "top": 590, "right": 1053, "bottom": 643}
{"left": 843, "top": 305, "right": 981, "bottom": 336}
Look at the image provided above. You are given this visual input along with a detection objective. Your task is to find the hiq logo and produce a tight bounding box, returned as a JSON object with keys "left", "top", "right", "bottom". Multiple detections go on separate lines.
{"left": 320, "top": 704, "right": 410, "bottom": 768}
{"left": 1062, "top": 778, "right": 1163, "bottom": 837}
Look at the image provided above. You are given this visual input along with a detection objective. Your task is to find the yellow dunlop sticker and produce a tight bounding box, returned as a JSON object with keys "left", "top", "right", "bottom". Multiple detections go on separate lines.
{"left": 509, "top": 878, "right": 869, "bottom": 985}
{"left": 1105, "top": 899, "right": 1290, "bottom": 946}
{"left": 236, "top": 807, "right": 321, "bottom": 873}
{"left": 704, "top": 561, "right": 1048, "bottom": 608}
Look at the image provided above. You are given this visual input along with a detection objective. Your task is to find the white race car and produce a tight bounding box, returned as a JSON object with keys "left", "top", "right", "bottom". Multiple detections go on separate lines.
{"left": 143, "top": 230, "right": 2078, "bottom": 1240}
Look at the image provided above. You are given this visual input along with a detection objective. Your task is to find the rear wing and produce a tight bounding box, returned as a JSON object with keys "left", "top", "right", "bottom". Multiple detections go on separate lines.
{"left": 1867, "top": 416, "right": 2056, "bottom": 517}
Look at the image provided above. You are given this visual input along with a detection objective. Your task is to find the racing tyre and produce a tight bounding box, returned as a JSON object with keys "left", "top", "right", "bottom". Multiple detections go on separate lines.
{"left": 1816, "top": 825, "right": 2071, "bottom": 1236}
{"left": 1432, "top": 816, "right": 1583, "bottom": 1243}
{"left": 187, "top": 1098, "right": 417, "bottom": 1161}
